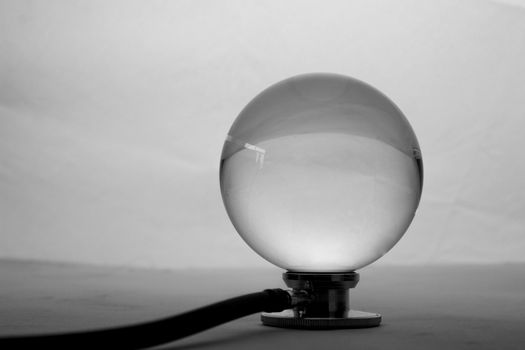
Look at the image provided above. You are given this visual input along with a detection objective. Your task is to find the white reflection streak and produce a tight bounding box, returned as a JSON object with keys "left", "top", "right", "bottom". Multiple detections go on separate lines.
{"left": 226, "top": 135, "right": 266, "bottom": 169}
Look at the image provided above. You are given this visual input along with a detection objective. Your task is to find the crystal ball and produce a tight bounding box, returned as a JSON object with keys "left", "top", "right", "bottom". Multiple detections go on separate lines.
{"left": 220, "top": 73, "right": 423, "bottom": 272}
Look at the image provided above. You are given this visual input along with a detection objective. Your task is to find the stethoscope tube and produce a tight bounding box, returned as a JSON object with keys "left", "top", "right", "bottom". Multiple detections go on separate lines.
{"left": 0, "top": 288, "right": 293, "bottom": 349}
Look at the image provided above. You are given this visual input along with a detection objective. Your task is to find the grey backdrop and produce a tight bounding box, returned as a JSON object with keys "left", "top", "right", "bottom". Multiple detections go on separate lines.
{"left": 1, "top": 0, "right": 524, "bottom": 269}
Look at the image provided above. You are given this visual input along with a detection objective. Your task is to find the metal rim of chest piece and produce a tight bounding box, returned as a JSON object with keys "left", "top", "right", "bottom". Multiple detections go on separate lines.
{"left": 261, "top": 271, "right": 381, "bottom": 329}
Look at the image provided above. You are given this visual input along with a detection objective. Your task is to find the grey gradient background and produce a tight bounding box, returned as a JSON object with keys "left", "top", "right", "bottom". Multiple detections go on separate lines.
{"left": 1, "top": 0, "right": 524, "bottom": 270}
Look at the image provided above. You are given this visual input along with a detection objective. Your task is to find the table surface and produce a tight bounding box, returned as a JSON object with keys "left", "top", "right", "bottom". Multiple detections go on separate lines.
{"left": 0, "top": 259, "right": 524, "bottom": 349}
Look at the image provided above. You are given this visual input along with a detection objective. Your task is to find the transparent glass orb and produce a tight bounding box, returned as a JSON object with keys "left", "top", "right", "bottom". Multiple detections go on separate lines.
{"left": 220, "top": 73, "right": 423, "bottom": 272}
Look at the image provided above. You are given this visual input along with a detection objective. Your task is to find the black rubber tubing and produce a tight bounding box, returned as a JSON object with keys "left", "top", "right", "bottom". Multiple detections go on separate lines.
{"left": 0, "top": 288, "right": 291, "bottom": 349}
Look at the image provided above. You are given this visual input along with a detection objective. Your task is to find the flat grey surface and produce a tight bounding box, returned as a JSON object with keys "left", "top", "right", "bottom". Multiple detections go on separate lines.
{"left": 0, "top": 260, "right": 524, "bottom": 349}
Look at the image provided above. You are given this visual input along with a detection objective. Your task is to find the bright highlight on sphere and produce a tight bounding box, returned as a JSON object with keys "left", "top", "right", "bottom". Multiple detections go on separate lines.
{"left": 220, "top": 73, "right": 423, "bottom": 272}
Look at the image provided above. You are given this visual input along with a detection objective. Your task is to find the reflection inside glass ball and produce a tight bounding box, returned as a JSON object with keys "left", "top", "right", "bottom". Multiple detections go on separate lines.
{"left": 220, "top": 73, "right": 422, "bottom": 272}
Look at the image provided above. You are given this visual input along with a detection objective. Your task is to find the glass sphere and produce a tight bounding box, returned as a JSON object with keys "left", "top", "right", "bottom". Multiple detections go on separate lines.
{"left": 220, "top": 73, "right": 423, "bottom": 272}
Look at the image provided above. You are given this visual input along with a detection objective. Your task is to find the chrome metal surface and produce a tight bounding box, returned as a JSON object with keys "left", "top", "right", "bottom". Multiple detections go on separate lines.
{"left": 261, "top": 271, "right": 381, "bottom": 329}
